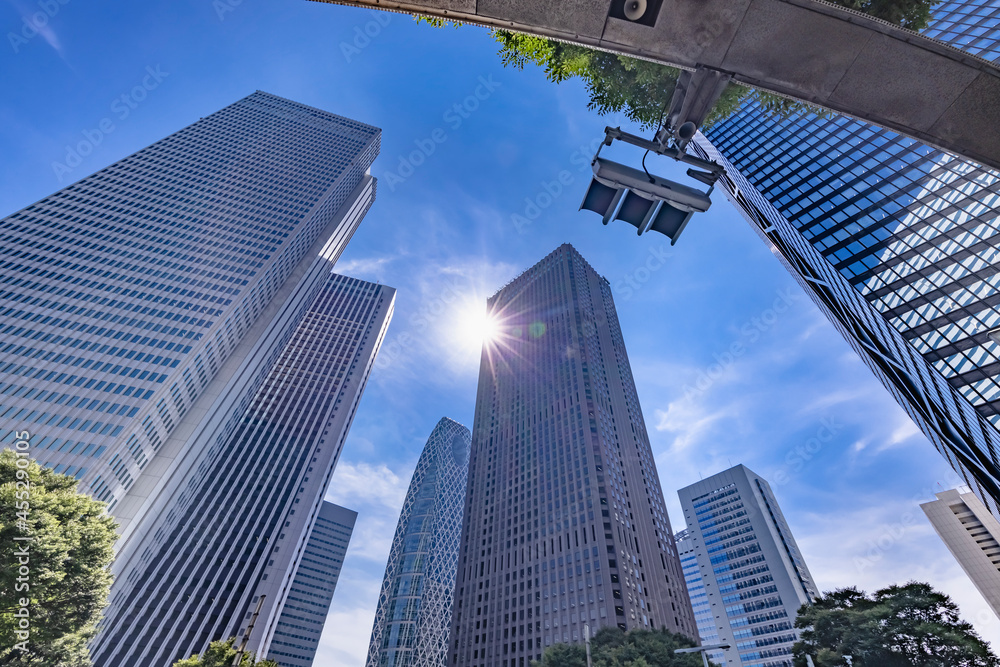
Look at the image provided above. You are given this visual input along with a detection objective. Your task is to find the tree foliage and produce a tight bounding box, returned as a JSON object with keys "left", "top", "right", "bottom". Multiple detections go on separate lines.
{"left": 828, "top": 0, "right": 939, "bottom": 31}
{"left": 493, "top": 31, "right": 746, "bottom": 130}
{"left": 172, "top": 637, "right": 279, "bottom": 667}
{"left": 0, "top": 448, "right": 118, "bottom": 666}
{"left": 793, "top": 582, "right": 998, "bottom": 667}
{"left": 533, "top": 627, "right": 707, "bottom": 667}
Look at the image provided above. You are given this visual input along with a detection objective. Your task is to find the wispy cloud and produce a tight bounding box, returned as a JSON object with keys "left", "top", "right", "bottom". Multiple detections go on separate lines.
{"left": 7, "top": 0, "right": 68, "bottom": 59}
{"left": 370, "top": 250, "right": 520, "bottom": 381}
{"left": 335, "top": 255, "right": 396, "bottom": 280}
{"left": 327, "top": 460, "right": 409, "bottom": 511}
{"left": 316, "top": 560, "right": 384, "bottom": 666}
{"left": 653, "top": 396, "right": 728, "bottom": 452}
{"left": 795, "top": 500, "right": 999, "bottom": 650}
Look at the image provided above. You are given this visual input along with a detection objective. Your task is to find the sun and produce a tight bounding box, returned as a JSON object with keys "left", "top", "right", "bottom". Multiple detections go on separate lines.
{"left": 431, "top": 291, "right": 508, "bottom": 374}
{"left": 457, "top": 304, "right": 501, "bottom": 347}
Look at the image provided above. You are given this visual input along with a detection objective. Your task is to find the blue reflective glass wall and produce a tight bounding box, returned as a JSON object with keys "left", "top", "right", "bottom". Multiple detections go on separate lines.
{"left": 366, "top": 417, "right": 471, "bottom": 667}
{"left": 701, "top": 0, "right": 1000, "bottom": 514}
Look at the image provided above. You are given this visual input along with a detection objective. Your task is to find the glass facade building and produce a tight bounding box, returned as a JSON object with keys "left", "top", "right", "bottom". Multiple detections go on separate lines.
{"left": 677, "top": 465, "right": 818, "bottom": 667}
{"left": 8, "top": 89, "right": 403, "bottom": 667}
{"left": 448, "top": 245, "right": 696, "bottom": 667}
{"left": 675, "top": 529, "right": 724, "bottom": 666}
{"left": 0, "top": 91, "right": 380, "bottom": 531}
{"left": 91, "top": 272, "right": 395, "bottom": 667}
{"left": 367, "top": 417, "right": 472, "bottom": 667}
{"left": 269, "top": 501, "right": 358, "bottom": 667}
{"left": 694, "top": 0, "right": 1000, "bottom": 518}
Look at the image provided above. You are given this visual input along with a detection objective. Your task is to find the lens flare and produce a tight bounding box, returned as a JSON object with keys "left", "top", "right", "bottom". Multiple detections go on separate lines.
{"left": 456, "top": 304, "right": 501, "bottom": 348}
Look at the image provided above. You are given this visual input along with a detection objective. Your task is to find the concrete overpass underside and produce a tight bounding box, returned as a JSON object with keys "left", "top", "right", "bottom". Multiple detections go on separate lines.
{"left": 314, "top": 0, "right": 1000, "bottom": 172}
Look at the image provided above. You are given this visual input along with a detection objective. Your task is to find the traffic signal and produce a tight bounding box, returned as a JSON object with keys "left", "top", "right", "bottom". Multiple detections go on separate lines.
{"left": 580, "top": 157, "right": 712, "bottom": 244}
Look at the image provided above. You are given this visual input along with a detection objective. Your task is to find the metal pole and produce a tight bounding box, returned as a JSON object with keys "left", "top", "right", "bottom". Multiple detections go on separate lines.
{"left": 584, "top": 624, "right": 592, "bottom": 667}
{"left": 701, "top": 649, "right": 710, "bottom": 667}
{"left": 231, "top": 595, "right": 266, "bottom": 667}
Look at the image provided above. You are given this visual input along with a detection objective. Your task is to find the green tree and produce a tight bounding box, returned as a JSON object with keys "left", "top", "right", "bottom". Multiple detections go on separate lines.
{"left": 830, "top": 0, "right": 939, "bottom": 31}
{"left": 493, "top": 31, "right": 746, "bottom": 130}
{"left": 533, "top": 627, "right": 707, "bottom": 667}
{"left": 793, "top": 582, "right": 998, "bottom": 667}
{"left": 0, "top": 447, "right": 118, "bottom": 666}
{"left": 172, "top": 637, "right": 279, "bottom": 667}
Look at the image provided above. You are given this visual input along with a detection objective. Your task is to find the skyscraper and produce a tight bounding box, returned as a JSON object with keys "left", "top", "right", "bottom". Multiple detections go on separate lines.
{"left": 3, "top": 90, "right": 398, "bottom": 666}
{"left": 677, "top": 465, "right": 818, "bottom": 667}
{"left": 91, "top": 271, "right": 395, "bottom": 666}
{"left": 268, "top": 501, "right": 358, "bottom": 667}
{"left": 448, "top": 244, "right": 696, "bottom": 667}
{"left": 675, "top": 529, "right": 724, "bottom": 666}
{"left": 693, "top": 2, "right": 1000, "bottom": 518}
{"left": 367, "top": 417, "right": 472, "bottom": 667}
{"left": 0, "top": 91, "right": 381, "bottom": 533}
{"left": 921, "top": 488, "right": 1000, "bottom": 619}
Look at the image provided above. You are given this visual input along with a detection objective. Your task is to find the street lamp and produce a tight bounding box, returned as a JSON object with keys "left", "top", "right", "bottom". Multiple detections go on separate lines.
{"left": 674, "top": 643, "right": 731, "bottom": 667}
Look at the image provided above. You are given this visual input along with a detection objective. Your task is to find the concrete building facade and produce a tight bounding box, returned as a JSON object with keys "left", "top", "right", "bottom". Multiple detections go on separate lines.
{"left": 921, "top": 487, "right": 1000, "bottom": 619}
{"left": 269, "top": 501, "right": 358, "bottom": 667}
{"left": 677, "top": 465, "right": 817, "bottom": 667}
{"left": 91, "top": 271, "right": 394, "bottom": 666}
{"left": 448, "top": 245, "right": 696, "bottom": 667}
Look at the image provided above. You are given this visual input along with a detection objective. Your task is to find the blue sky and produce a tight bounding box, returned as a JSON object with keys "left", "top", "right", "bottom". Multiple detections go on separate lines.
{"left": 2, "top": 0, "right": 997, "bottom": 661}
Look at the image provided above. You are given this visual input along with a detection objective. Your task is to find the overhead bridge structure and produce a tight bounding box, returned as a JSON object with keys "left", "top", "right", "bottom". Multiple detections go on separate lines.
{"left": 313, "top": 0, "right": 1000, "bottom": 172}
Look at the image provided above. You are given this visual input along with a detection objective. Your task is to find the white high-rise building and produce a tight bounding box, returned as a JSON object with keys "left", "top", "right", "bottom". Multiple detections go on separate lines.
{"left": 269, "top": 501, "right": 358, "bottom": 667}
{"left": 0, "top": 91, "right": 380, "bottom": 531}
{"left": 921, "top": 488, "right": 1000, "bottom": 619}
{"left": 677, "top": 465, "right": 817, "bottom": 667}
{"left": 675, "top": 529, "right": 725, "bottom": 666}
{"left": 92, "top": 271, "right": 395, "bottom": 666}
{"left": 0, "top": 91, "right": 395, "bottom": 666}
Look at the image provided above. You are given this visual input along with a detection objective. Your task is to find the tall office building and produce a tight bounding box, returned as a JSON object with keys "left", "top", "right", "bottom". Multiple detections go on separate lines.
{"left": 448, "top": 245, "right": 696, "bottom": 667}
{"left": 269, "top": 501, "right": 358, "bottom": 667}
{"left": 921, "top": 488, "right": 1000, "bottom": 619}
{"left": 675, "top": 529, "right": 725, "bottom": 666}
{"left": 91, "top": 272, "right": 395, "bottom": 666}
{"left": 6, "top": 90, "right": 399, "bottom": 666}
{"left": 677, "top": 465, "right": 818, "bottom": 667}
{"left": 367, "top": 417, "right": 472, "bottom": 667}
{"left": 0, "top": 91, "right": 380, "bottom": 535}
{"left": 692, "top": 2, "right": 1000, "bottom": 518}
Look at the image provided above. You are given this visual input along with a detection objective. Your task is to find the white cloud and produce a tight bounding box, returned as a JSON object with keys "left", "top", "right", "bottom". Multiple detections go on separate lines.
{"left": 347, "top": 512, "right": 401, "bottom": 562}
{"left": 795, "top": 500, "right": 999, "bottom": 652}
{"left": 327, "top": 461, "right": 410, "bottom": 511}
{"left": 315, "top": 557, "right": 385, "bottom": 667}
{"left": 876, "top": 417, "right": 921, "bottom": 453}
{"left": 653, "top": 398, "right": 727, "bottom": 452}
{"left": 335, "top": 255, "right": 396, "bottom": 280}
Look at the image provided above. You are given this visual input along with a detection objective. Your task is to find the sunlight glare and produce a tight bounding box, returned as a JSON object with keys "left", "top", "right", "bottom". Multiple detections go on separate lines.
{"left": 458, "top": 305, "right": 501, "bottom": 347}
